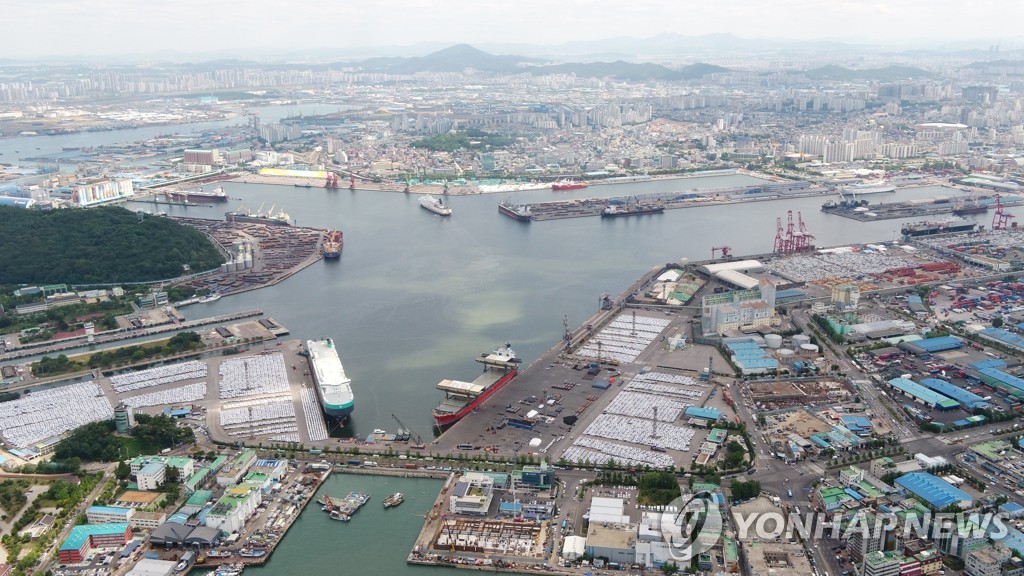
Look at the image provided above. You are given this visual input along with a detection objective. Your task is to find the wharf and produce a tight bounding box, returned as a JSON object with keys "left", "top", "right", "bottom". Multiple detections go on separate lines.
{"left": 823, "top": 194, "right": 1024, "bottom": 221}
{"left": 517, "top": 184, "right": 831, "bottom": 221}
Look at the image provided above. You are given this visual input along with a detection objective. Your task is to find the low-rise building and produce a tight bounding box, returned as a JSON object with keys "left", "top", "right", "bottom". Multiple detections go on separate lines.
{"left": 129, "top": 511, "right": 168, "bottom": 530}
{"left": 585, "top": 523, "right": 636, "bottom": 566}
{"left": 965, "top": 543, "right": 1011, "bottom": 576}
{"left": 449, "top": 473, "right": 494, "bottom": 516}
{"left": 86, "top": 506, "right": 134, "bottom": 525}
{"left": 58, "top": 523, "right": 132, "bottom": 564}
{"left": 136, "top": 462, "right": 166, "bottom": 491}
{"left": 215, "top": 449, "right": 257, "bottom": 487}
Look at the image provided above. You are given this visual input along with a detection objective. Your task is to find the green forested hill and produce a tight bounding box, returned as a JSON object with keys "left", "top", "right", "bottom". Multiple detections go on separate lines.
{"left": 0, "top": 206, "right": 224, "bottom": 284}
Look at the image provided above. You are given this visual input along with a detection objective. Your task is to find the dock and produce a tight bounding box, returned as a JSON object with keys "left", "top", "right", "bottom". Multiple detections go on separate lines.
{"left": 514, "top": 182, "right": 831, "bottom": 221}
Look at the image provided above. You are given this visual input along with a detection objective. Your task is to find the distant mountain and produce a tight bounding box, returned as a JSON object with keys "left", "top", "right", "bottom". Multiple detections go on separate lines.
{"left": 361, "top": 44, "right": 542, "bottom": 73}
{"left": 528, "top": 61, "right": 728, "bottom": 81}
{"left": 357, "top": 44, "right": 727, "bottom": 80}
{"left": 803, "top": 65, "right": 935, "bottom": 81}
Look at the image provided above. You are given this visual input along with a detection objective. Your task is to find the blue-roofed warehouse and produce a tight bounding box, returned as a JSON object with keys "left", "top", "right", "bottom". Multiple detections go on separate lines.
{"left": 978, "top": 368, "right": 1024, "bottom": 398}
{"left": 894, "top": 472, "right": 974, "bottom": 509}
{"left": 886, "top": 378, "right": 960, "bottom": 410}
{"left": 970, "top": 359, "right": 1007, "bottom": 371}
{"left": 725, "top": 339, "right": 778, "bottom": 375}
{"left": 918, "top": 378, "right": 990, "bottom": 409}
{"left": 980, "top": 328, "right": 1024, "bottom": 352}
{"left": 684, "top": 406, "right": 722, "bottom": 421}
{"left": 899, "top": 336, "right": 964, "bottom": 355}
{"left": 840, "top": 415, "right": 873, "bottom": 436}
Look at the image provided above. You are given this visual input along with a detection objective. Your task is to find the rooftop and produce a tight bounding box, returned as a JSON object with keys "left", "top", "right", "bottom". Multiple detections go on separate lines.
{"left": 60, "top": 523, "right": 130, "bottom": 551}
{"left": 895, "top": 472, "right": 973, "bottom": 509}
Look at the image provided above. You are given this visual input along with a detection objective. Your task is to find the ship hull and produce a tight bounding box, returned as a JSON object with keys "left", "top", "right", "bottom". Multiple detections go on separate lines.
{"left": 225, "top": 213, "right": 291, "bottom": 226}
{"left": 167, "top": 192, "right": 228, "bottom": 202}
{"left": 901, "top": 223, "right": 976, "bottom": 237}
{"left": 601, "top": 207, "right": 665, "bottom": 218}
{"left": 952, "top": 207, "right": 988, "bottom": 215}
{"left": 432, "top": 369, "right": 518, "bottom": 428}
{"left": 552, "top": 183, "right": 587, "bottom": 191}
{"left": 419, "top": 203, "right": 452, "bottom": 216}
{"left": 323, "top": 250, "right": 341, "bottom": 259}
{"left": 498, "top": 204, "right": 531, "bottom": 221}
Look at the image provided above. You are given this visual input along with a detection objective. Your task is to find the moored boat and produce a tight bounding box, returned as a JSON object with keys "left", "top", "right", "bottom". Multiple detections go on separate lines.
{"left": 307, "top": 338, "right": 354, "bottom": 421}
{"left": 900, "top": 217, "right": 977, "bottom": 237}
{"left": 433, "top": 345, "right": 521, "bottom": 428}
{"left": 552, "top": 180, "right": 587, "bottom": 191}
{"left": 497, "top": 199, "right": 531, "bottom": 221}
{"left": 383, "top": 493, "right": 404, "bottom": 508}
{"left": 601, "top": 204, "right": 664, "bottom": 217}
{"left": 323, "top": 230, "right": 343, "bottom": 258}
{"left": 225, "top": 203, "right": 291, "bottom": 226}
{"left": 419, "top": 195, "right": 452, "bottom": 216}
{"left": 167, "top": 185, "right": 229, "bottom": 203}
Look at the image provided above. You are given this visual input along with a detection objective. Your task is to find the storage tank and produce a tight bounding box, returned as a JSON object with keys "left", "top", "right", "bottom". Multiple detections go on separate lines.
{"left": 764, "top": 334, "right": 783, "bottom": 349}
{"left": 778, "top": 348, "right": 796, "bottom": 357}
{"left": 801, "top": 343, "right": 820, "bottom": 354}
{"left": 792, "top": 334, "right": 812, "bottom": 347}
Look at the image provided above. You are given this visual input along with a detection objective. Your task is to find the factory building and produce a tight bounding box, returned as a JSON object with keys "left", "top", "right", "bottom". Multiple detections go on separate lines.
{"left": 58, "top": 523, "right": 132, "bottom": 564}
{"left": 894, "top": 472, "right": 973, "bottom": 510}
{"left": 885, "top": 378, "right": 960, "bottom": 410}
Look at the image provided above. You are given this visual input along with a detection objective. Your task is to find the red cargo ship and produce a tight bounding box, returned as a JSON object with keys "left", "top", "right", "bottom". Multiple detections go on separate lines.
{"left": 432, "top": 345, "right": 521, "bottom": 428}
{"left": 551, "top": 180, "right": 587, "bottom": 191}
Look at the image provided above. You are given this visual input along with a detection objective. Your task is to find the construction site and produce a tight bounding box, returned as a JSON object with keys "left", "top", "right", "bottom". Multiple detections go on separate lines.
{"left": 748, "top": 378, "right": 854, "bottom": 410}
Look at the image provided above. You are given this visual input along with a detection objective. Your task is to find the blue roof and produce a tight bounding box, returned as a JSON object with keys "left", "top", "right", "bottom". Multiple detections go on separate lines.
{"left": 909, "top": 295, "right": 923, "bottom": 304}
{"left": 971, "top": 359, "right": 1007, "bottom": 370}
{"left": 1001, "top": 502, "right": 1024, "bottom": 514}
{"left": 775, "top": 289, "right": 807, "bottom": 300}
{"left": 840, "top": 415, "right": 873, "bottom": 431}
{"left": 844, "top": 488, "right": 864, "bottom": 501}
{"left": 685, "top": 407, "right": 722, "bottom": 420}
{"left": 138, "top": 462, "right": 165, "bottom": 476}
{"left": 120, "top": 539, "right": 141, "bottom": 558}
{"left": 887, "top": 378, "right": 961, "bottom": 409}
{"left": 906, "top": 336, "right": 964, "bottom": 353}
{"left": 919, "top": 377, "right": 989, "bottom": 409}
{"left": 980, "top": 328, "right": 1024, "bottom": 351}
{"left": 895, "top": 472, "right": 973, "bottom": 509}
{"left": 166, "top": 513, "right": 190, "bottom": 525}
{"left": 87, "top": 506, "right": 132, "bottom": 517}
{"left": 61, "top": 523, "right": 130, "bottom": 551}
{"left": 810, "top": 435, "right": 831, "bottom": 448}
{"left": 979, "top": 368, "right": 1024, "bottom": 393}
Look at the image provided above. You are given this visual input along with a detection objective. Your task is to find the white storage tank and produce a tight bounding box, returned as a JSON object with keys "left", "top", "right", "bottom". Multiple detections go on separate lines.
{"left": 778, "top": 348, "right": 796, "bottom": 357}
{"left": 764, "top": 334, "right": 783, "bottom": 349}
{"left": 792, "top": 334, "right": 812, "bottom": 347}
{"left": 801, "top": 343, "right": 820, "bottom": 354}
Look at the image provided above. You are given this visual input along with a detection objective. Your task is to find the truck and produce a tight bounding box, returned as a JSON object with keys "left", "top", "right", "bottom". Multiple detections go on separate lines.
{"left": 347, "top": 459, "right": 362, "bottom": 466}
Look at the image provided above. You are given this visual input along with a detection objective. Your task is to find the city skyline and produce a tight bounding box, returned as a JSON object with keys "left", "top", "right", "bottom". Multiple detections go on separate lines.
{"left": 3, "top": 0, "right": 1022, "bottom": 60}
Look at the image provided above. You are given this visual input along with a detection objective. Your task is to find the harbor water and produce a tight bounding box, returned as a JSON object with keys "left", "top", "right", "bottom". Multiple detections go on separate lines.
{"left": 241, "top": 474, "right": 463, "bottom": 576}
{"left": 127, "top": 179, "right": 983, "bottom": 438}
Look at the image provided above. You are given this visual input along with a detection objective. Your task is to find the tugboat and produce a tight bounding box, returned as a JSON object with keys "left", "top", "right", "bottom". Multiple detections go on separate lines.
{"left": 383, "top": 493, "right": 404, "bottom": 508}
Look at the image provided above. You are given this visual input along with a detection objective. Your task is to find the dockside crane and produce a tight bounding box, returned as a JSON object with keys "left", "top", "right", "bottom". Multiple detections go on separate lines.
{"left": 392, "top": 413, "right": 425, "bottom": 448}
{"left": 993, "top": 194, "right": 1016, "bottom": 230}
{"left": 711, "top": 246, "right": 732, "bottom": 259}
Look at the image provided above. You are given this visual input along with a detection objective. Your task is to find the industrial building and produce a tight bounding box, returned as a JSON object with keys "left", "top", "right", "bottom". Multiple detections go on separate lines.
{"left": 126, "top": 558, "right": 177, "bottom": 576}
{"left": 58, "top": 523, "right": 132, "bottom": 564}
{"left": 917, "top": 378, "right": 989, "bottom": 409}
{"left": 898, "top": 336, "right": 964, "bottom": 356}
{"left": 70, "top": 178, "right": 134, "bottom": 207}
{"left": 724, "top": 339, "right": 779, "bottom": 375}
{"left": 885, "top": 378, "right": 960, "bottom": 410}
{"left": 977, "top": 368, "right": 1024, "bottom": 397}
{"left": 204, "top": 484, "right": 262, "bottom": 534}
{"left": 894, "top": 472, "right": 974, "bottom": 510}
{"left": 215, "top": 449, "right": 257, "bottom": 487}
{"left": 700, "top": 278, "right": 778, "bottom": 335}
{"left": 129, "top": 456, "right": 195, "bottom": 479}
{"left": 684, "top": 406, "right": 722, "bottom": 421}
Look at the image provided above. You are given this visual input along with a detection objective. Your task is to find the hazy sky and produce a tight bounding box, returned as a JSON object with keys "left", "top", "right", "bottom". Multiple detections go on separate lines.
{"left": 3, "top": 0, "right": 1016, "bottom": 59}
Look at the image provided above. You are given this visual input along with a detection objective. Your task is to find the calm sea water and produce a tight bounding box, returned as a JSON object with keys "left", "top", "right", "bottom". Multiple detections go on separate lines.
{"left": 122, "top": 178, "right": 981, "bottom": 438}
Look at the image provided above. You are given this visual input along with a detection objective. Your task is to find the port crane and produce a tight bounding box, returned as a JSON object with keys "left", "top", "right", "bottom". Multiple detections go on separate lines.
{"left": 711, "top": 246, "right": 732, "bottom": 259}
{"left": 773, "top": 211, "right": 815, "bottom": 254}
{"left": 391, "top": 413, "right": 425, "bottom": 448}
{"left": 993, "top": 194, "right": 1016, "bottom": 230}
